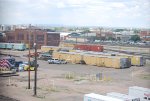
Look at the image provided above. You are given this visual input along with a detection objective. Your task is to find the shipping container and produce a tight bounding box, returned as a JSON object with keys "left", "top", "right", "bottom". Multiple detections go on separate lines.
{"left": 74, "top": 44, "right": 103, "bottom": 52}
{"left": 96, "top": 56, "right": 106, "bottom": 67}
{"left": 86, "top": 52, "right": 144, "bottom": 66}
{"left": 103, "top": 56, "right": 131, "bottom": 69}
{"left": 84, "top": 93, "right": 123, "bottom": 101}
{"left": 67, "top": 52, "right": 82, "bottom": 64}
{"left": 0, "top": 43, "right": 7, "bottom": 49}
{"left": 131, "top": 56, "right": 145, "bottom": 66}
{"left": 53, "top": 52, "right": 82, "bottom": 64}
{"left": 118, "top": 54, "right": 145, "bottom": 66}
{"left": 62, "top": 43, "right": 75, "bottom": 47}
{"left": 5, "top": 43, "right": 12, "bottom": 49}
{"left": 129, "top": 86, "right": 150, "bottom": 101}
{"left": 12, "top": 43, "right": 26, "bottom": 51}
{"left": 107, "top": 92, "right": 140, "bottom": 101}
{"left": 52, "top": 51, "right": 131, "bottom": 68}
{"left": 83, "top": 54, "right": 97, "bottom": 66}
{"left": 90, "top": 45, "right": 103, "bottom": 52}
{"left": 41, "top": 46, "right": 60, "bottom": 52}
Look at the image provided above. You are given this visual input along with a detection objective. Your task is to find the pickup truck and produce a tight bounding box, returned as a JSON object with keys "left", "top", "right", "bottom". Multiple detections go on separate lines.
{"left": 48, "top": 58, "right": 61, "bottom": 64}
{"left": 48, "top": 59, "right": 67, "bottom": 64}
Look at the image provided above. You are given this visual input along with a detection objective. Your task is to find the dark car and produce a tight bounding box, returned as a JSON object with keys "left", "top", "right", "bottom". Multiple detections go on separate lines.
{"left": 15, "top": 61, "right": 23, "bottom": 67}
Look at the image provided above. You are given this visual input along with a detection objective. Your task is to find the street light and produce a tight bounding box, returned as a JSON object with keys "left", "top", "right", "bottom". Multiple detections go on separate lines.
{"left": 28, "top": 24, "right": 31, "bottom": 89}
{"left": 34, "top": 42, "right": 37, "bottom": 96}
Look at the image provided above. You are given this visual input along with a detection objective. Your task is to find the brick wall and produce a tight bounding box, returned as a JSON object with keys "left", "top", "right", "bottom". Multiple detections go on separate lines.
{"left": 5, "top": 29, "right": 60, "bottom": 48}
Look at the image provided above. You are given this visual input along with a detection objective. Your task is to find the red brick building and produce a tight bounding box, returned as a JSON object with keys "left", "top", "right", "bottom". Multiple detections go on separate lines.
{"left": 5, "top": 29, "right": 60, "bottom": 48}
{"left": 140, "top": 31, "right": 150, "bottom": 41}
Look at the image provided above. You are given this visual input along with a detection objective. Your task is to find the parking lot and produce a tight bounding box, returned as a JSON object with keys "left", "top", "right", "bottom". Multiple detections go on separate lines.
{"left": 0, "top": 50, "right": 150, "bottom": 101}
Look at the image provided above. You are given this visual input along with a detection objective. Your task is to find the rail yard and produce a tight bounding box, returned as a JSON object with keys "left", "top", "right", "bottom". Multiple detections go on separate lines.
{"left": 0, "top": 43, "right": 150, "bottom": 101}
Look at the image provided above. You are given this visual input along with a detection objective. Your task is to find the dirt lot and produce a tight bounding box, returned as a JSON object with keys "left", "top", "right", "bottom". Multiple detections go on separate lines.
{"left": 0, "top": 50, "right": 150, "bottom": 101}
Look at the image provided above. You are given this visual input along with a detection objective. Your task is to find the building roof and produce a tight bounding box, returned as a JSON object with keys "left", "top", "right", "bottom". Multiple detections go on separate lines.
{"left": 47, "top": 32, "right": 60, "bottom": 34}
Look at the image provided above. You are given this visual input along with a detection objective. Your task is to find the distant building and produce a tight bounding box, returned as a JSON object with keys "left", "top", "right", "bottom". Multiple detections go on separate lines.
{"left": 66, "top": 37, "right": 88, "bottom": 43}
{"left": 114, "top": 31, "right": 137, "bottom": 41}
{"left": 0, "top": 32, "right": 6, "bottom": 42}
{"left": 140, "top": 31, "right": 150, "bottom": 41}
{"left": 0, "top": 25, "right": 5, "bottom": 32}
{"left": 60, "top": 32, "right": 70, "bottom": 41}
{"left": 80, "top": 33, "right": 96, "bottom": 37}
{"left": 5, "top": 29, "right": 60, "bottom": 48}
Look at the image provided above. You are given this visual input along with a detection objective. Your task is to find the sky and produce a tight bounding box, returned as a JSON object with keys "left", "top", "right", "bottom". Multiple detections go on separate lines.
{"left": 0, "top": 0, "right": 150, "bottom": 28}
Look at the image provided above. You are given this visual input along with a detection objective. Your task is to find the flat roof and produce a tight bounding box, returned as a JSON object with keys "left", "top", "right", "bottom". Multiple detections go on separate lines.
{"left": 47, "top": 32, "right": 60, "bottom": 34}
{"left": 84, "top": 93, "right": 123, "bottom": 101}
{"left": 129, "top": 86, "right": 150, "bottom": 92}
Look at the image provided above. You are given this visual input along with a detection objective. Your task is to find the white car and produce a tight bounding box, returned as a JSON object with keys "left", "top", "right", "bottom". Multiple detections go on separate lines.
{"left": 60, "top": 60, "right": 67, "bottom": 64}
{"left": 48, "top": 58, "right": 61, "bottom": 64}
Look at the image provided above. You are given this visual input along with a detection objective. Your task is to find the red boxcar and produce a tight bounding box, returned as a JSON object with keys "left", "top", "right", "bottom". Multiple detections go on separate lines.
{"left": 74, "top": 44, "right": 103, "bottom": 52}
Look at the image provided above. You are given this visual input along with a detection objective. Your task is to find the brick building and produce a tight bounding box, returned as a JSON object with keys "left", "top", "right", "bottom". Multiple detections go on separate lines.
{"left": 140, "top": 31, "right": 150, "bottom": 41}
{"left": 5, "top": 29, "right": 60, "bottom": 48}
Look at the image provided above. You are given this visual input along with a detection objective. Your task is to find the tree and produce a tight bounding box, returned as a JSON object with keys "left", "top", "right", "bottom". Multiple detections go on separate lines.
{"left": 130, "top": 35, "right": 140, "bottom": 42}
{"left": 108, "top": 37, "right": 115, "bottom": 41}
{"left": 114, "top": 29, "right": 124, "bottom": 32}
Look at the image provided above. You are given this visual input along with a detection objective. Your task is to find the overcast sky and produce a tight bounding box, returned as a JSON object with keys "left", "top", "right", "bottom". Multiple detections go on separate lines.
{"left": 0, "top": 0, "right": 150, "bottom": 28}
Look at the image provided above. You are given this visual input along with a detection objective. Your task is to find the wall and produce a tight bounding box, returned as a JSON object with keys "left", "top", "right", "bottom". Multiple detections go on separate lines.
{"left": 5, "top": 29, "right": 60, "bottom": 48}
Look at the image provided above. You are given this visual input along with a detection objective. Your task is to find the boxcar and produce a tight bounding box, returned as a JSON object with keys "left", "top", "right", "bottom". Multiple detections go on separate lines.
{"left": 12, "top": 43, "right": 26, "bottom": 51}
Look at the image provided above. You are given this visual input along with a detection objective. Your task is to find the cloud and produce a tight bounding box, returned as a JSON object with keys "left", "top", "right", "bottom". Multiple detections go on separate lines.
{"left": 0, "top": 0, "right": 149, "bottom": 28}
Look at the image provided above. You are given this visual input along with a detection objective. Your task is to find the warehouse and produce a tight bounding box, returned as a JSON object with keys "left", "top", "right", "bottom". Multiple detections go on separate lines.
{"left": 5, "top": 29, "right": 60, "bottom": 49}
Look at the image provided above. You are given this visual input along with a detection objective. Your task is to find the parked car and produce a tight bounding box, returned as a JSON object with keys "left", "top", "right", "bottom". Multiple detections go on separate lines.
{"left": 18, "top": 61, "right": 39, "bottom": 71}
{"left": 39, "top": 54, "right": 52, "bottom": 61}
{"left": 59, "top": 60, "right": 67, "bottom": 64}
{"left": 48, "top": 58, "right": 61, "bottom": 64}
{"left": 15, "top": 61, "right": 23, "bottom": 67}
{"left": 15, "top": 61, "right": 23, "bottom": 71}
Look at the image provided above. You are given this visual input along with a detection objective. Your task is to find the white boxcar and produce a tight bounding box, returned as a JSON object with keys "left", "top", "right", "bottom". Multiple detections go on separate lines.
{"left": 107, "top": 92, "right": 140, "bottom": 101}
{"left": 84, "top": 93, "right": 123, "bottom": 101}
{"left": 129, "top": 86, "right": 150, "bottom": 101}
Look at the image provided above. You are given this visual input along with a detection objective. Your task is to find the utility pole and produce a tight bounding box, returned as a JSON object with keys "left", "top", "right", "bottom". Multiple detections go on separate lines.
{"left": 34, "top": 42, "right": 37, "bottom": 96}
{"left": 28, "top": 24, "right": 31, "bottom": 89}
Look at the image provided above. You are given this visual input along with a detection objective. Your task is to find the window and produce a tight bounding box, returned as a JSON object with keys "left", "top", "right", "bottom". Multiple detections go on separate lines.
{"left": 37, "top": 35, "right": 44, "bottom": 41}
{"left": 144, "top": 97, "right": 147, "bottom": 99}
{"left": 18, "top": 33, "right": 24, "bottom": 40}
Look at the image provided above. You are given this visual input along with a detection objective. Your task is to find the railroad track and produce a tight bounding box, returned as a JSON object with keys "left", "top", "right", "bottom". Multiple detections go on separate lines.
{"left": 105, "top": 49, "right": 150, "bottom": 60}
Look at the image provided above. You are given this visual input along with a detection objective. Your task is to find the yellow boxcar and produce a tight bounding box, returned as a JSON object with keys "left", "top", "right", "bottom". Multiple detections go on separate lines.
{"left": 104, "top": 56, "right": 131, "bottom": 69}
{"left": 104, "top": 57, "right": 113, "bottom": 68}
{"left": 131, "top": 56, "right": 144, "bottom": 66}
{"left": 41, "top": 46, "right": 60, "bottom": 52}
{"left": 96, "top": 56, "right": 106, "bottom": 67}
{"left": 83, "top": 55, "right": 92, "bottom": 65}
{"left": 69, "top": 53, "right": 82, "bottom": 64}
{"left": 53, "top": 52, "right": 60, "bottom": 59}
{"left": 83, "top": 55, "right": 97, "bottom": 66}
{"left": 117, "top": 54, "right": 144, "bottom": 66}
{"left": 63, "top": 43, "right": 75, "bottom": 48}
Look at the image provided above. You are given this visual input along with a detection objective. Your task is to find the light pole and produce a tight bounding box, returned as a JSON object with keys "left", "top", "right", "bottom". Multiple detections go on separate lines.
{"left": 28, "top": 24, "right": 31, "bottom": 89}
{"left": 34, "top": 42, "right": 37, "bottom": 96}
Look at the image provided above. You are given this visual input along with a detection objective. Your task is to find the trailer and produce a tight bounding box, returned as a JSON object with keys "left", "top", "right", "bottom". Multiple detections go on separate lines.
{"left": 6, "top": 43, "right": 13, "bottom": 49}
{"left": 0, "top": 43, "right": 26, "bottom": 51}
{"left": 107, "top": 92, "right": 140, "bottom": 101}
{"left": 12, "top": 43, "right": 26, "bottom": 51}
{"left": 129, "top": 86, "right": 150, "bottom": 101}
{"left": 84, "top": 93, "right": 123, "bottom": 101}
{"left": 0, "top": 43, "right": 6, "bottom": 49}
